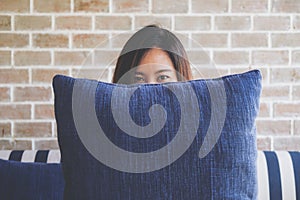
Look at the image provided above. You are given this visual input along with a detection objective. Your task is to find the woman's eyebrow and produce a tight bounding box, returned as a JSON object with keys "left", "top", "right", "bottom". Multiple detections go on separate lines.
{"left": 155, "top": 69, "right": 173, "bottom": 74}
{"left": 135, "top": 71, "right": 144, "bottom": 75}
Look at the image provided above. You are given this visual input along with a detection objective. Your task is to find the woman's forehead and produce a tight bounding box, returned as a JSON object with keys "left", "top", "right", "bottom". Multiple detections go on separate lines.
{"left": 139, "top": 49, "right": 174, "bottom": 66}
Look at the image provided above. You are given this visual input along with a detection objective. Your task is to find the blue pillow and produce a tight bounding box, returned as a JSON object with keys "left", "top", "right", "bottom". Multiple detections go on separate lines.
{"left": 0, "top": 159, "right": 64, "bottom": 200}
{"left": 53, "top": 70, "right": 261, "bottom": 199}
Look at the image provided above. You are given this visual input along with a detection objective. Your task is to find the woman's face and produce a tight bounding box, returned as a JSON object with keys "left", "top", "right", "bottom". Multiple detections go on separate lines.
{"left": 134, "top": 48, "right": 178, "bottom": 84}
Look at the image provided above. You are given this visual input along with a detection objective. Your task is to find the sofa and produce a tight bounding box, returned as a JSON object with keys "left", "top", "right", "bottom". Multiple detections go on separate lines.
{"left": 1, "top": 70, "right": 298, "bottom": 199}
{"left": 0, "top": 149, "right": 299, "bottom": 200}
{"left": 0, "top": 150, "right": 63, "bottom": 200}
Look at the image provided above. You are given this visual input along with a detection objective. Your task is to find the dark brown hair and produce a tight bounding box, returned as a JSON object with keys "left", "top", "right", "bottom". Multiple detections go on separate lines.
{"left": 112, "top": 25, "right": 192, "bottom": 84}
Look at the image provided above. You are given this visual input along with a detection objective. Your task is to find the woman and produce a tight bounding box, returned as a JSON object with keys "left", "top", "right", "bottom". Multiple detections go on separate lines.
{"left": 112, "top": 24, "right": 192, "bottom": 84}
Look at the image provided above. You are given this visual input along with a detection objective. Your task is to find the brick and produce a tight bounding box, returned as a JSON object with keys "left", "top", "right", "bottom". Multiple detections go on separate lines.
{"left": 0, "top": 0, "right": 29, "bottom": 12}
{"left": 192, "top": 0, "right": 228, "bottom": 13}
{"left": 0, "top": 51, "right": 11, "bottom": 66}
{"left": 113, "top": 0, "right": 148, "bottom": 13}
{"left": 73, "top": 34, "right": 108, "bottom": 48}
{"left": 34, "top": 104, "right": 55, "bottom": 119}
{"left": 292, "top": 85, "right": 300, "bottom": 100}
{"left": 0, "top": 87, "right": 10, "bottom": 102}
{"left": 14, "top": 122, "right": 52, "bottom": 137}
{"left": 0, "top": 105, "right": 31, "bottom": 120}
{"left": 232, "top": 33, "right": 268, "bottom": 48}
{"left": 0, "top": 34, "right": 28, "bottom": 48}
{"left": 34, "top": 139, "right": 59, "bottom": 150}
{"left": 72, "top": 68, "right": 110, "bottom": 81}
{"left": 32, "top": 69, "right": 69, "bottom": 84}
{"left": 230, "top": 67, "right": 252, "bottom": 74}
{"left": 86, "top": 68, "right": 110, "bottom": 82}
{"left": 94, "top": 50, "right": 119, "bottom": 67}
{"left": 274, "top": 103, "right": 300, "bottom": 117}
{"left": 33, "top": 34, "right": 69, "bottom": 48}
{"left": 215, "top": 16, "right": 250, "bottom": 30}
{"left": 14, "top": 86, "right": 52, "bottom": 102}
{"left": 232, "top": 0, "right": 268, "bottom": 12}
{"left": 254, "top": 16, "right": 290, "bottom": 31}
{"left": 0, "top": 15, "right": 11, "bottom": 30}
{"left": 191, "top": 33, "right": 227, "bottom": 48}
{"left": 256, "top": 137, "right": 271, "bottom": 150}
{"left": 175, "top": 16, "right": 211, "bottom": 31}
{"left": 272, "top": 33, "right": 300, "bottom": 47}
{"left": 53, "top": 123, "right": 57, "bottom": 137}
{"left": 252, "top": 50, "right": 289, "bottom": 65}
{"left": 153, "top": 0, "right": 188, "bottom": 13}
{"left": 292, "top": 50, "right": 300, "bottom": 64}
{"left": 15, "top": 16, "right": 51, "bottom": 30}
{"left": 0, "top": 69, "right": 29, "bottom": 84}
{"left": 273, "top": 137, "right": 300, "bottom": 150}
{"left": 54, "top": 51, "right": 91, "bottom": 66}
{"left": 0, "top": 123, "right": 11, "bottom": 137}
{"left": 74, "top": 0, "right": 109, "bottom": 12}
{"left": 261, "top": 85, "right": 289, "bottom": 100}
{"left": 56, "top": 16, "right": 91, "bottom": 30}
{"left": 213, "top": 51, "right": 249, "bottom": 65}
{"left": 0, "top": 140, "right": 32, "bottom": 150}
{"left": 256, "top": 120, "right": 291, "bottom": 135}
{"left": 191, "top": 67, "right": 228, "bottom": 79}
{"left": 295, "top": 120, "right": 300, "bottom": 135}
{"left": 271, "top": 0, "right": 300, "bottom": 13}
{"left": 294, "top": 16, "right": 300, "bottom": 29}
{"left": 134, "top": 16, "right": 171, "bottom": 29}
{"left": 95, "top": 16, "right": 131, "bottom": 30}
{"left": 174, "top": 33, "right": 190, "bottom": 49}
{"left": 258, "top": 102, "right": 270, "bottom": 117}
{"left": 271, "top": 68, "right": 300, "bottom": 83}
{"left": 34, "top": 0, "right": 70, "bottom": 12}
{"left": 14, "top": 51, "right": 51, "bottom": 66}
{"left": 186, "top": 50, "right": 211, "bottom": 65}
{"left": 110, "top": 33, "right": 133, "bottom": 48}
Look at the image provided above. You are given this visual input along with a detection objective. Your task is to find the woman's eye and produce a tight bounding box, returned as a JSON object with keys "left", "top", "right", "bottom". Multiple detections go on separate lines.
{"left": 134, "top": 76, "right": 145, "bottom": 83}
{"left": 157, "top": 75, "right": 170, "bottom": 81}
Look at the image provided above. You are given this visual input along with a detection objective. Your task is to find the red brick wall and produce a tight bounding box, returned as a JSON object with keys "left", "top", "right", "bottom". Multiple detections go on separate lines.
{"left": 0, "top": 0, "right": 299, "bottom": 150}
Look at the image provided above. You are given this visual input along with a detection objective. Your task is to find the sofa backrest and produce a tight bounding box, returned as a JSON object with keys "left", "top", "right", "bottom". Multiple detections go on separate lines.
{"left": 257, "top": 151, "right": 300, "bottom": 200}
{"left": 0, "top": 150, "right": 299, "bottom": 200}
{"left": 0, "top": 149, "right": 61, "bottom": 163}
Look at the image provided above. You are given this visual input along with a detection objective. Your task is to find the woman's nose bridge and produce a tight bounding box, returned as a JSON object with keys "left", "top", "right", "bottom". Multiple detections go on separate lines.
{"left": 146, "top": 76, "right": 157, "bottom": 84}
{"left": 140, "top": 70, "right": 157, "bottom": 83}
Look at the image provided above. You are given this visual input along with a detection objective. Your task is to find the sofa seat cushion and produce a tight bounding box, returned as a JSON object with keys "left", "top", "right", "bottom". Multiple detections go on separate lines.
{"left": 0, "top": 150, "right": 298, "bottom": 199}
{"left": 0, "top": 150, "right": 64, "bottom": 200}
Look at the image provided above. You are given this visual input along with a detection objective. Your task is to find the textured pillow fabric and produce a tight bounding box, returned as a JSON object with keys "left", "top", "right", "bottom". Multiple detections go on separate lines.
{"left": 53, "top": 70, "right": 262, "bottom": 199}
{"left": 0, "top": 159, "right": 64, "bottom": 200}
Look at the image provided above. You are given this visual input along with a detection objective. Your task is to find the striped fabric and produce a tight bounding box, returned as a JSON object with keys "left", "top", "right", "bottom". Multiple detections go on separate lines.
{"left": 258, "top": 151, "right": 300, "bottom": 200}
{"left": 0, "top": 150, "right": 61, "bottom": 163}
{"left": 0, "top": 150, "right": 298, "bottom": 200}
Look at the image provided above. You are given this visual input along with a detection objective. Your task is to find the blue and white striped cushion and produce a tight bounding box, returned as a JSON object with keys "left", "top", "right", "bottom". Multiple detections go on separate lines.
{"left": 257, "top": 151, "right": 300, "bottom": 200}
{"left": 0, "top": 150, "right": 298, "bottom": 200}
{"left": 0, "top": 150, "right": 61, "bottom": 163}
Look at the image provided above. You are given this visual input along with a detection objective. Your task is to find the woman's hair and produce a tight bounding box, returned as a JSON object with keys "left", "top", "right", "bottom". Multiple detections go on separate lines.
{"left": 112, "top": 24, "right": 192, "bottom": 84}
